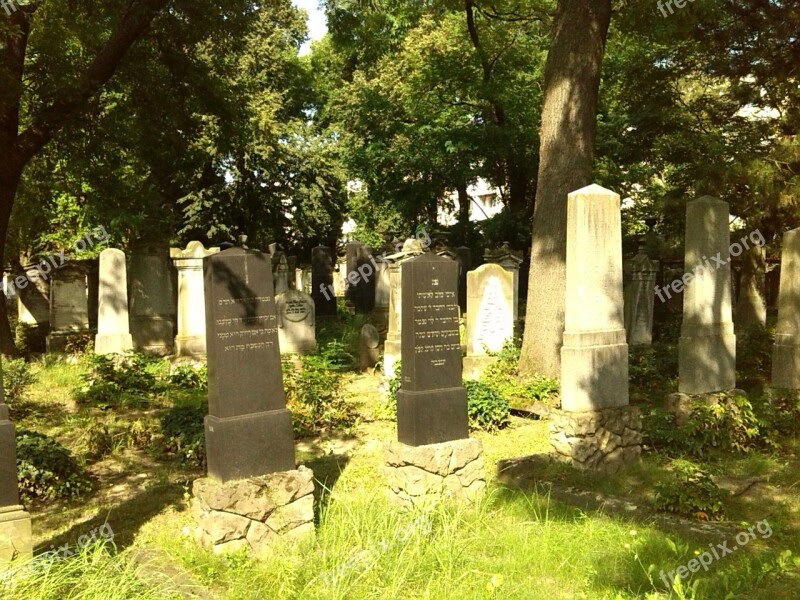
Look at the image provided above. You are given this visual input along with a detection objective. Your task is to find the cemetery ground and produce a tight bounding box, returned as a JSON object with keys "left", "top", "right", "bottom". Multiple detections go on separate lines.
{"left": 2, "top": 314, "right": 800, "bottom": 599}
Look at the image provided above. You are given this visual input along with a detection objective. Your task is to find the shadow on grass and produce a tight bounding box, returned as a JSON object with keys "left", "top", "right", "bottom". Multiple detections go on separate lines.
{"left": 304, "top": 453, "right": 352, "bottom": 525}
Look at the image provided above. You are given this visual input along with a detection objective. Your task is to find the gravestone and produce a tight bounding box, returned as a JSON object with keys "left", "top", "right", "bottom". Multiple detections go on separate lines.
{"left": 333, "top": 259, "right": 347, "bottom": 298}
{"left": 276, "top": 289, "right": 316, "bottom": 354}
{"left": 623, "top": 240, "right": 658, "bottom": 346}
{"left": 373, "top": 259, "right": 391, "bottom": 334}
{"left": 129, "top": 246, "right": 175, "bottom": 355}
{"left": 16, "top": 266, "right": 50, "bottom": 353}
{"left": 772, "top": 228, "right": 800, "bottom": 388}
{"left": 192, "top": 248, "right": 314, "bottom": 553}
{"left": 345, "top": 242, "right": 376, "bottom": 314}
{"left": 359, "top": 324, "right": 381, "bottom": 372}
{"left": 463, "top": 264, "right": 514, "bottom": 380}
{"left": 678, "top": 197, "right": 737, "bottom": 394}
{"left": 171, "top": 242, "right": 220, "bottom": 358}
{"left": 273, "top": 253, "right": 289, "bottom": 295}
{"left": 386, "top": 254, "right": 484, "bottom": 508}
{"left": 735, "top": 244, "right": 767, "bottom": 330}
{"left": 46, "top": 264, "right": 90, "bottom": 352}
{"left": 383, "top": 259, "right": 404, "bottom": 377}
{"left": 0, "top": 357, "right": 33, "bottom": 562}
{"left": 549, "top": 185, "right": 641, "bottom": 472}
{"left": 484, "top": 242, "right": 523, "bottom": 322}
{"left": 95, "top": 249, "right": 134, "bottom": 355}
{"left": 311, "top": 246, "right": 337, "bottom": 316}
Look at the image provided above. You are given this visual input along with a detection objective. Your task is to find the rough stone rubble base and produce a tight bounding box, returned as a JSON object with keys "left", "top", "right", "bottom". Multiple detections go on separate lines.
{"left": 191, "top": 466, "right": 315, "bottom": 556}
{"left": 385, "top": 438, "right": 485, "bottom": 509}
{"left": 548, "top": 406, "right": 642, "bottom": 473}
{"left": 0, "top": 505, "right": 33, "bottom": 562}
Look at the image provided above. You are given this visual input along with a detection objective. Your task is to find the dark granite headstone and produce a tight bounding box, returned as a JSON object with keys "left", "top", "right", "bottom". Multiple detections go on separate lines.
{"left": 397, "top": 254, "right": 469, "bottom": 446}
{"left": 0, "top": 361, "right": 20, "bottom": 507}
{"left": 311, "top": 245, "right": 337, "bottom": 316}
{"left": 345, "top": 242, "right": 376, "bottom": 314}
{"left": 204, "top": 248, "right": 295, "bottom": 482}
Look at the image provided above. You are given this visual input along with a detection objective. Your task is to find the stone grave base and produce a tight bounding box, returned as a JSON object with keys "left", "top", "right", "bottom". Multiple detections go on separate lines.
{"left": 462, "top": 355, "right": 498, "bottom": 381}
{"left": 131, "top": 316, "right": 174, "bottom": 356}
{"left": 0, "top": 505, "right": 33, "bottom": 561}
{"left": 385, "top": 438, "right": 485, "bottom": 509}
{"left": 175, "top": 334, "right": 206, "bottom": 359}
{"left": 772, "top": 335, "right": 800, "bottom": 388}
{"left": 191, "top": 466, "right": 315, "bottom": 556}
{"left": 663, "top": 389, "right": 748, "bottom": 426}
{"left": 94, "top": 332, "right": 134, "bottom": 355}
{"left": 548, "top": 406, "right": 642, "bottom": 473}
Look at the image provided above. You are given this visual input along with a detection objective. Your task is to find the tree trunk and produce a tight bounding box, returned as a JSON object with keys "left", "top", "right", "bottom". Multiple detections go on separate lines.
{"left": 519, "top": 0, "right": 613, "bottom": 377}
{"left": 0, "top": 171, "right": 21, "bottom": 357}
{"left": 456, "top": 181, "right": 471, "bottom": 244}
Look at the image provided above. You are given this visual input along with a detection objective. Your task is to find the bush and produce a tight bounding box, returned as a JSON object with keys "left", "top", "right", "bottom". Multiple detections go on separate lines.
{"left": 736, "top": 326, "right": 774, "bottom": 388}
{"left": 168, "top": 364, "right": 208, "bottom": 390}
{"left": 480, "top": 340, "right": 559, "bottom": 408}
{"left": 159, "top": 405, "right": 206, "bottom": 468}
{"left": 464, "top": 380, "right": 509, "bottom": 432}
{"left": 73, "top": 354, "right": 162, "bottom": 408}
{"left": 16, "top": 429, "right": 93, "bottom": 502}
{"left": 628, "top": 344, "right": 678, "bottom": 400}
{"left": 3, "top": 358, "right": 36, "bottom": 402}
{"left": 654, "top": 460, "right": 728, "bottom": 520}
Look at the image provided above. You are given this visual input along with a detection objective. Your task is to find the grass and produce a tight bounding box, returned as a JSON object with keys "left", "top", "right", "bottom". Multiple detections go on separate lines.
{"left": 2, "top": 354, "right": 800, "bottom": 599}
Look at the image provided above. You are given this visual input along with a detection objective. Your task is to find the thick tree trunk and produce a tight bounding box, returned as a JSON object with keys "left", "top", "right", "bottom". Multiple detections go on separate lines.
{"left": 519, "top": 0, "right": 613, "bottom": 377}
{"left": 456, "top": 181, "right": 471, "bottom": 242}
{"left": 0, "top": 172, "right": 21, "bottom": 357}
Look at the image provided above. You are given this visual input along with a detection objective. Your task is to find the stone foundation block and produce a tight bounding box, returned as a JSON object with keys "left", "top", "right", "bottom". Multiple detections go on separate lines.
{"left": 548, "top": 406, "right": 642, "bottom": 473}
{"left": 664, "top": 389, "right": 748, "bottom": 426}
{"left": 385, "top": 438, "right": 485, "bottom": 509}
{"left": 191, "top": 466, "right": 315, "bottom": 555}
{"left": 0, "top": 506, "right": 33, "bottom": 562}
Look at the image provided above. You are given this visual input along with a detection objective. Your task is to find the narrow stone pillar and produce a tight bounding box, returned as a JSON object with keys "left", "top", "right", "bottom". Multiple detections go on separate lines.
{"left": 94, "top": 249, "right": 134, "bottom": 355}
{"left": 383, "top": 259, "right": 403, "bottom": 378}
{"left": 772, "top": 228, "right": 800, "bottom": 388}
{"left": 550, "top": 185, "right": 641, "bottom": 472}
{"left": 678, "top": 197, "right": 736, "bottom": 394}
{"left": 0, "top": 357, "right": 32, "bottom": 562}
{"left": 623, "top": 240, "right": 658, "bottom": 346}
{"left": 170, "top": 242, "right": 220, "bottom": 358}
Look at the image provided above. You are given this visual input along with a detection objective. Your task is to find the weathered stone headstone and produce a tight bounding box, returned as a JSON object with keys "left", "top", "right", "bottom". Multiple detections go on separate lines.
{"left": 463, "top": 264, "right": 514, "bottom": 380}
{"left": 678, "top": 197, "right": 736, "bottom": 394}
{"left": 386, "top": 254, "right": 484, "bottom": 507}
{"left": 94, "top": 249, "right": 134, "bottom": 355}
{"left": 273, "top": 253, "right": 289, "bottom": 295}
{"left": 192, "top": 248, "right": 313, "bottom": 554}
{"left": 359, "top": 323, "right": 381, "bottom": 372}
{"left": 772, "top": 228, "right": 800, "bottom": 388}
{"left": 0, "top": 358, "right": 32, "bottom": 561}
{"left": 333, "top": 258, "right": 347, "bottom": 298}
{"left": 623, "top": 240, "right": 658, "bottom": 346}
{"left": 129, "top": 246, "right": 175, "bottom": 356}
{"left": 171, "top": 242, "right": 220, "bottom": 358}
{"left": 345, "top": 242, "right": 376, "bottom": 314}
{"left": 16, "top": 266, "right": 50, "bottom": 353}
{"left": 276, "top": 289, "right": 316, "bottom": 355}
{"left": 383, "top": 259, "right": 403, "bottom": 377}
{"left": 549, "top": 185, "right": 641, "bottom": 473}
{"left": 484, "top": 242, "right": 523, "bottom": 322}
{"left": 46, "top": 264, "right": 90, "bottom": 352}
{"left": 735, "top": 244, "right": 767, "bottom": 330}
{"left": 311, "top": 246, "right": 337, "bottom": 317}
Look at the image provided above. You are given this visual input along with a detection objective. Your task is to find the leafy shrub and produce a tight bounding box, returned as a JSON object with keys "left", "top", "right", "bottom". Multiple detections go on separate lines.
{"left": 628, "top": 344, "right": 678, "bottom": 400}
{"left": 77, "top": 416, "right": 157, "bottom": 460}
{"left": 464, "top": 380, "right": 509, "bottom": 432}
{"left": 16, "top": 429, "right": 93, "bottom": 502}
{"left": 72, "top": 354, "right": 162, "bottom": 408}
{"left": 283, "top": 354, "right": 358, "bottom": 436}
{"left": 319, "top": 340, "right": 355, "bottom": 369}
{"left": 3, "top": 358, "right": 36, "bottom": 402}
{"left": 159, "top": 405, "right": 206, "bottom": 468}
{"left": 480, "top": 340, "right": 559, "bottom": 408}
{"left": 736, "top": 326, "right": 774, "bottom": 387}
{"left": 168, "top": 364, "right": 208, "bottom": 390}
{"left": 654, "top": 460, "right": 728, "bottom": 520}
{"left": 64, "top": 333, "right": 94, "bottom": 355}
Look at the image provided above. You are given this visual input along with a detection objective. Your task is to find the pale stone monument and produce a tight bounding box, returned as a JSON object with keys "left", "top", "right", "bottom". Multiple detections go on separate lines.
{"left": 0, "top": 358, "right": 32, "bottom": 562}
{"left": 192, "top": 248, "right": 313, "bottom": 555}
{"left": 735, "top": 244, "right": 767, "bottom": 330}
{"left": 385, "top": 254, "right": 485, "bottom": 508}
{"left": 549, "top": 185, "right": 641, "bottom": 472}
{"left": 484, "top": 242, "right": 523, "bottom": 321}
{"left": 463, "top": 264, "right": 514, "bottom": 380}
{"left": 623, "top": 240, "right": 658, "bottom": 346}
{"left": 94, "top": 249, "right": 134, "bottom": 355}
{"left": 276, "top": 289, "right": 316, "bottom": 354}
{"left": 46, "top": 264, "right": 90, "bottom": 352}
{"left": 772, "top": 228, "right": 800, "bottom": 388}
{"left": 16, "top": 266, "right": 50, "bottom": 352}
{"left": 678, "top": 197, "right": 736, "bottom": 394}
{"left": 273, "top": 253, "right": 289, "bottom": 295}
{"left": 171, "top": 241, "right": 220, "bottom": 359}
{"left": 129, "top": 246, "right": 175, "bottom": 355}
{"left": 359, "top": 323, "right": 381, "bottom": 372}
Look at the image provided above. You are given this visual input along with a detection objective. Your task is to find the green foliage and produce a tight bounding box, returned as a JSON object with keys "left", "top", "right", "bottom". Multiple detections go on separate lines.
{"left": 464, "top": 380, "right": 509, "bottom": 432}
{"left": 736, "top": 326, "right": 774, "bottom": 387}
{"left": 168, "top": 364, "right": 208, "bottom": 390}
{"left": 283, "top": 354, "right": 358, "bottom": 437}
{"left": 64, "top": 333, "right": 94, "bottom": 355}
{"left": 15, "top": 429, "right": 93, "bottom": 503}
{"left": 3, "top": 358, "right": 36, "bottom": 402}
{"left": 654, "top": 460, "right": 728, "bottom": 520}
{"left": 72, "top": 354, "right": 162, "bottom": 408}
{"left": 159, "top": 405, "right": 207, "bottom": 469}
{"left": 628, "top": 344, "right": 678, "bottom": 400}
{"left": 480, "top": 340, "right": 559, "bottom": 408}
